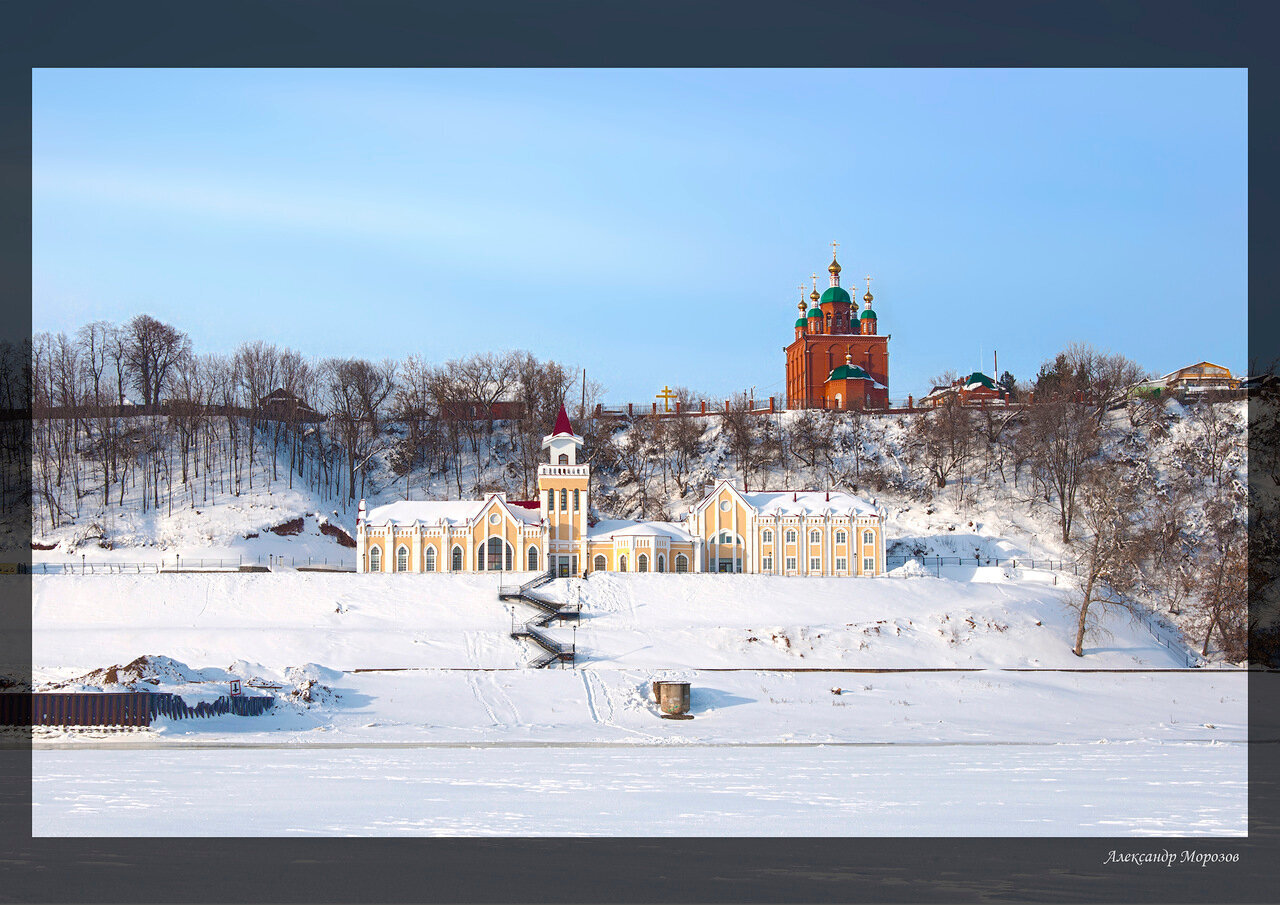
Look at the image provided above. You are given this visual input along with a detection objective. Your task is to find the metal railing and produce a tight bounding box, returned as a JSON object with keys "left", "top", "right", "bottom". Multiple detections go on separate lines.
{"left": 24, "top": 555, "right": 355, "bottom": 574}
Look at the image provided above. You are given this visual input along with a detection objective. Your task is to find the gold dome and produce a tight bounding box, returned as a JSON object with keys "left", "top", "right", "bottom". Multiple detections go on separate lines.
{"left": 864, "top": 290, "right": 874, "bottom": 304}
{"left": 810, "top": 288, "right": 820, "bottom": 302}
{"left": 828, "top": 257, "right": 842, "bottom": 275}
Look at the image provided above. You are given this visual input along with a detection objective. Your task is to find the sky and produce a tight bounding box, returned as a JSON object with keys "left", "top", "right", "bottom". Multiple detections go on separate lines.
{"left": 32, "top": 68, "right": 1247, "bottom": 402}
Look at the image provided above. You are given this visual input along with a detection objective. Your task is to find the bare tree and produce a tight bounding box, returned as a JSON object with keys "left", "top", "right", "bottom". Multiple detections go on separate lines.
{"left": 124, "top": 315, "right": 191, "bottom": 409}
{"left": 1066, "top": 465, "right": 1144, "bottom": 657}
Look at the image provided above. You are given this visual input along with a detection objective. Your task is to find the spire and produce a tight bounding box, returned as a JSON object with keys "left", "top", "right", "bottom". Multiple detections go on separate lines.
{"left": 829, "top": 241, "right": 842, "bottom": 287}
{"left": 551, "top": 403, "right": 573, "bottom": 437}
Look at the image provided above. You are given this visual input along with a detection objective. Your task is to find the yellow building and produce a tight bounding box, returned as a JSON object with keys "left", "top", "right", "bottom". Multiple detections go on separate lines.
{"left": 357, "top": 405, "right": 887, "bottom": 577}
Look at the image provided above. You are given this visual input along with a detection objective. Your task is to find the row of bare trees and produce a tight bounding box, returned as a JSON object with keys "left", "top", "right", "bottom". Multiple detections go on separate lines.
{"left": 18, "top": 315, "right": 601, "bottom": 536}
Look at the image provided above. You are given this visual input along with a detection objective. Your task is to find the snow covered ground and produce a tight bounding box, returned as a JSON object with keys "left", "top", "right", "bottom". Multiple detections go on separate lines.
{"left": 25, "top": 568, "right": 1246, "bottom": 836}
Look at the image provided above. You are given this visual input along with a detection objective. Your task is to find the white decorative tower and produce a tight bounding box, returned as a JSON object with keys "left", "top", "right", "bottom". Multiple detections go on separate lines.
{"left": 538, "top": 404, "right": 589, "bottom": 576}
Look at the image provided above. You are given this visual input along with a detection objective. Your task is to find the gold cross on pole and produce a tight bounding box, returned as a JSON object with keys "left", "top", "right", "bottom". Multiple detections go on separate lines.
{"left": 831, "top": 240, "right": 840, "bottom": 258}
{"left": 656, "top": 385, "right": 678, "bottom": 411}
{"left": 865, "top": 275, "right": 873, "bottom": 291}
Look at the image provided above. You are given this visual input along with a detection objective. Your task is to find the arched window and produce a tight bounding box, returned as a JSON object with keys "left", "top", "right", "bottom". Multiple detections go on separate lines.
{"left": 762, "top": 529, "right": 773, "bottom": 544}
{"left": 638, "top": 553, "right": 649, "bottom": 573}
{"left": 810, "top": 530, "right": 821, "bottom": 544}
{"left": 560, "top": 489, "right": 567, "bottom": 511}
{"left": 594, "top": 554, "right": 607, "bottom": 572}
{"left": 619, "top": 555, "right": 628, "bottom": 572}
{"left": 863, "top": 530, "right": 875, "bottom": 545}
{"left": 834, "top": 393, "right": 842, "bottom": 408}
{"left": 573, "top": 488, "right": 580, "bottom": 511}
{"left": 785, "top": 529, "right": 797, "bottom": 544}
{"left": 675, "top": 554, "right": 689, "bottom": 573}
{"left": 424, "top": 546, "right": 437, "bottom": 572}
{"left": 657, "top": 554, "right": 665, "bottom": 573}
{"left": 451, "top": 546, "right": 463, "bottom": 571}
{"left": 396, "top": 545, "right": 409, "bottom": 572}
{"left": 834, "top": 530, "right": 846, "bottom": 544}
{"left": 719, "top": 531, "right": 734, "bottom": 545}
{"left": 527, "top": 546, "right": 539, "bottom": 571}
{"left": 558, "top": 453, "right": 569, "bottom": 465}
{"left": 368, "top": 546, "right": 381, "bottom": 572}
{"left": 480, "top": 536, "right": 513, "bottom": 571}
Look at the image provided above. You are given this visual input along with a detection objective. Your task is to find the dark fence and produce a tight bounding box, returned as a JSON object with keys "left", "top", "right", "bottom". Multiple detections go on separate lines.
{"left": 885, "top": 555, "right": 1074, "bottom": 574}
{"left": 1, "top": 691, "right": 273, "bottom": 727}
{"left": 24, "top": 555, "right": 355, "bottom": 574}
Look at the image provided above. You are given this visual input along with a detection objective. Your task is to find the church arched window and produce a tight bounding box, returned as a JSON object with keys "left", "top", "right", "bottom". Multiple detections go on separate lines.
{"left": 527, "top": 546, "right": 539, "bottom": 571}
{"left": 451, "top": 546, "right": 463, "bottom": 571}
{"left": 573, "top": 489, "right": 580, "bottom": 511}
{"left": 619, "top": 555, "right": 628, "bottom": 572}
{"left": 560, "top": 489, "right": 567, "bottom": 511}
{"left": 675, "top": 554, "right": 689, "bottom": 573}
{"left": 638, "top": 554, "right": 648, "bottom": 573}
{"left": 657, "top": 554, "right": 665, "bottom": 573}
{"left": 558, "top": 454, "right": 569, "bottom": 465}
{"left": 762, "top": 529, "right": 773, "bottom": 544}
{"left": 785, "top": 529, "right": 796, "bottom": 544}
{"left": 594, "top": 554, "right": 607, "bottom": 572}
{"left": 368, "top": 546, "right": 381, "bottom": 572}
{"left": 834, "top": 530, "right": 847, "bottom": 545}
{"left": 810, "top": 530, "right": 821, "bottom": 544}
{"left": 863, "top": 530, "right": 875, "bottom": 545}
{"left": 424, "top": 546, "right": 436, "bottom": 572}
{"left": 396, "top": 545, "right": 409, "bottom": 572}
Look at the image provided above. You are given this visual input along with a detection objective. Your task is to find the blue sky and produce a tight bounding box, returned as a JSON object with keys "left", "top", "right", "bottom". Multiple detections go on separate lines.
{"left": 32, "top": 69, "right": 1247, "bottom": 401}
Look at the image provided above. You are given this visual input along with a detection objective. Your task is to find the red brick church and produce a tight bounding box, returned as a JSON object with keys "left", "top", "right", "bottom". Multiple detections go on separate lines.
{"left": 785, "top": 243, "right": 889, "bottom": 410}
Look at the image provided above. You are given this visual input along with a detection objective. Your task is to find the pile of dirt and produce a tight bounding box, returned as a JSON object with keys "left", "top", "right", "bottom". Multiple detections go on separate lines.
{"left": 319, "top": 520, "right": 356, "bottom": 548}
{"left": 269, "top": 517, "right": 305, "bottom": 536}
{"left": 56, "top": 655, "right": 201, "bottom": 689}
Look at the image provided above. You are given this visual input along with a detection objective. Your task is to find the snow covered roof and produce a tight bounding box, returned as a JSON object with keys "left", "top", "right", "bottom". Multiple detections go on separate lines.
{"left": 743, "top": 490, "right": 879, "bottom": 518}
{"left": 367, "top": 498, "right": 541, "bottom": 526}
{"left": 588, "top": 519, "right": 695, "bottom": 542}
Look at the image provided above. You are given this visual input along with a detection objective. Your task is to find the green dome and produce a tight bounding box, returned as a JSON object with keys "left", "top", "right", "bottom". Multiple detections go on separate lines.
{"left": 827, "top": 364, "right": 872, "bottom": 382}
{"left": 807, "top": 307, "right": 823, "bottom": 318}
{"left": 795, "top": 317, "right": 806, "bottom": 328}
{"left": 860, "top": 308, "right": 877, "bottom": 319}
{"left": 819, "top": 286, "right": 852, "bottom": 305}
{"left": 964, "top": 371, "right": 996, "bottom": 389}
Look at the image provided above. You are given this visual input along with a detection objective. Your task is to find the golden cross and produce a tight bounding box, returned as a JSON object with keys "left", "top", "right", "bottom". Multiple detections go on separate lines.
{"left": 831, "top": 240, "right": 840, "bottom": 258}
{"left": 811, "top": 272, "right": 817, "bottom": 290}
{"left": 865, "top": 275, "right": 873, "bottom": 291}
{"left": 656, "top": 385, "right": 678, "bottom": 411}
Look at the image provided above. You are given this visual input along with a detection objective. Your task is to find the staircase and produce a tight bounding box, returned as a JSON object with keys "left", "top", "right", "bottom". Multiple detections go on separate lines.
{"left": 499, "top": 568, "right": 581, "bottom": 668}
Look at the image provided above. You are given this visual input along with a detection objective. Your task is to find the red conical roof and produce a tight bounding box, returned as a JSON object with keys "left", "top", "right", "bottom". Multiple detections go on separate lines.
{"left": 551, "top": 403, "right": 574, "bottom": 437}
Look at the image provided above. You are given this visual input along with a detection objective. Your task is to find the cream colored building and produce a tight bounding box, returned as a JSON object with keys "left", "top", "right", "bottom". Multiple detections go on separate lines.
{"left": 357, "top": 406, "right": 887, "bottom": 577}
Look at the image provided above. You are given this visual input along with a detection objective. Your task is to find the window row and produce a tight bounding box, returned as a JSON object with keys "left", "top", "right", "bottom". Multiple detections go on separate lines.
{"left": 368, "top": 540, "right": 541, "bottom": 572}
{"left": 592, "top": 553, "right": 689, "bottom": 573}
{"left": 756, "top": 529, "right": 877, "bottom": 545}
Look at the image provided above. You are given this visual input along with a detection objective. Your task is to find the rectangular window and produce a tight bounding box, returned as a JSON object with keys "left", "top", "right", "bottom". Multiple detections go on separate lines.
{"left": 863, "top": 557, "right": 874, "bottom": 573}
{"left": 762, "top": 556, "right": 772, "bottom": 572}
{"left": 785, "top": 556, "right": 796, "bottom": 572}
{"left": 835, "top": 557, "right": 847, "bottom": 572}
{"left": 810, "top": 557, "right": 821, "bottom": 572}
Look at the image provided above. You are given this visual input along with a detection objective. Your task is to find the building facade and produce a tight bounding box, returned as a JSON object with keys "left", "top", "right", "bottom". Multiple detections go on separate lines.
{"left": 785, "top": 245, "right": 889, "bottom": 410}
{"left": 357, "top": 406, "right": 887, "bottom": 577}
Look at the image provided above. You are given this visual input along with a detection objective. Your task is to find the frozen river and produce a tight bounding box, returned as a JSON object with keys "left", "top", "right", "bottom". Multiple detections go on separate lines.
{"left": 33, "top": 740, "right": 1246, "bottom": 836}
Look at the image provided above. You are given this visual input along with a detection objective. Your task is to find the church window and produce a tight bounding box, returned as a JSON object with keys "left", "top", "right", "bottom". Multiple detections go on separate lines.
{"left": 863, "top": 530, "right": 875, "bottom": 545}
{"left": 719, "top": 531, "right": 734, "bottom": 545}
{"left": 573, "top": 489, "right": 580, "bottom": 511}
{"left": 762, "top": 556, "right": 773, "bottom": 571}
{"left": 762, "top": 529, "right": 773, "bottom": 544}
{"left": 619, "top": 555, "right": 628, "bottom": 572}
{"left": 481, "top": 536, "right": 513, "bottom": 571}
{"left": 657, "top": 555, "right": 665, "bottom": 573}
{"left": 451, "top": 546, "right": 463, "bottom": 571}
{"left": 396, "top": 545, "right": 409, "bottom": 572}
{"left": 785, "top": 556, "right": 796, "bottom": 572}
{"left": 863, "top": 556, "right": 875, "bottom": 573}
{"left": 368, "top": 546, "right": 381, "bottom": 572}
{"left": 810, "top": 556, "right": 821, "bottom": 571}
{"left": 424, "top": 547, "right": 436, "bottom": 572}
{"left": 810, "top": 530, "right": 821, "bottom": 544}
{"left": 785, "top": 529, "right": 796, "bottom": 544}
{"left": 836, "top": 556, "right": 847, "bottom": 572}
{"left": 835, "top": 530, "right": 847, "bottom": 544}
{"left": 594, "top": 554, "right": 607, "bottom": 572}
{"left": 527, "top": 546, "right": 539, "bottom": 571}
{"left": 560, "top": 489, "right": 567, "bottom": 511}
{"left": 638, "top": 554, "right": 649, "bottom": 572}
{"left": 675, "top": 554, "right": 689, "bottom": 573}
{"left": 558, "top": 454, "right": 569, "bottom": 465}
{"left": 719, "top": 500, "right": 731, "bottom": 512}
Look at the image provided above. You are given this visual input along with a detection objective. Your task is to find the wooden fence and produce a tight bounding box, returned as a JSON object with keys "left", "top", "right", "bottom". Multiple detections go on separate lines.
{"left": 1, "top": 691, "right": 273, "bottom": 727}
